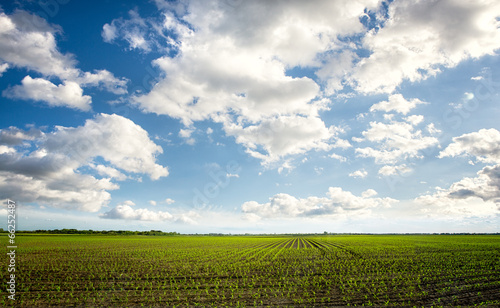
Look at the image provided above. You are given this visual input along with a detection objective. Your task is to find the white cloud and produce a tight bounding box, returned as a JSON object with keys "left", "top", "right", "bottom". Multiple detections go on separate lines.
{"left": 175, "top": 211, "right": 200, "bottom": 225}
{"left": 76, "top": 70, "right": 128, "bottom": 95}
{"left": 177, "top": 129, "right": 192, "bottom": 140}
{"left": 349, "top": 169, "right": 368, "bottom": 178}
{"left": 0, "top": 11, "right": 76, "bottom": 78}
{"left": 100, "top": 203, "right": 174, "bottom": 221}
{"left": 121, "top": 200, "right": 136, "bottom": 207}
{"left": 349, "top": 0, "right": 500, "bottom": 93}
{"left": 439, "top": 129, "right": 500, "bottom": 164}
{"left": 329, "top": 153, "right": 347, "bottom": 162}
{"left": 426, "top": 123, "right": 441, "bottom": 135}
{"left": 100, "top": 201, "right": 199, "bottom": 223}
{"left": 316, "top": 50, "right": 358, "bottom": 95}
{"left": 416, "top": 164, "right": 500, "bottom": 218}
{"left": 0, "top": 62, "right": 8, "bottom": 76}
{"left": 3, "top": 76, "right": 92, "bottom": 111}
{"left": 355, "top": 118, "right": 439, "bottom": 164}
{"left": 0, "top": 145, "right": 15, "bottom": 155}
{"left": 130, "top": 0, "right": 377, "bottom": 165}
{"left": 405, "top": 115, "right": 424, "bottom": 126}
{"left": 224, "top": 115, "right": 342, "bottom": 165}
{"left": 242, "top": 186, "right": 397, "bottom": 220}
{"left": 149, "top": 200, "right": 157, "bottom": 206}
{"left": 0, "top": 10, "right": 127, "bottom": 108}
{"left": 361, "top": 189, "right": 377, "bottom": 198}
{"left": 0, "top": 114, "right": 168, "bottom": 212}
{"left": 45, "top": 113, "right": 168, "bottom": 180}
{"left": 91, "top": 164, "right": 128, "bottom": 181}
{"left": 102, "top": 23, "right": 117, "bottom": 42}
{"left": 164, "top": 198, "right": 175, "bottom": 205}
{"left": 179, "top": 128, "right": 195, "bottom": 145}
{"left": 0, "top": 126, "right": 43, "bottom": 145}
{"left": 102, "top": 9, "right": 162, "bottom": 53}
{"left": 370, "top": 94, "right": 426, "bottom": 115}
{"left": 0, "top": 171, "right": 118, "bottom": 212}
{"left": 378, "top": 164, "right": 412, "bottom": 176}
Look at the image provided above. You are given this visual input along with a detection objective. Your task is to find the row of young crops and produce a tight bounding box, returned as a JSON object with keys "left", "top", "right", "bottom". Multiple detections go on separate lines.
{"left": 2, "top": 235, "right": 499, "bottom": 306}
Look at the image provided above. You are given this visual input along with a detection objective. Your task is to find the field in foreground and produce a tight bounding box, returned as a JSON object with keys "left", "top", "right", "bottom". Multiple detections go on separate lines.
{"left": 2, "top": 234, "right": 499, "bottom": 307}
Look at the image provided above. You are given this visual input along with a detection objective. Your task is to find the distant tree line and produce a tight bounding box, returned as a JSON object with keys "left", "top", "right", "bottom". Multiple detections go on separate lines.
{"left": 0, "top": 228, "right": 179, "bottom": 236}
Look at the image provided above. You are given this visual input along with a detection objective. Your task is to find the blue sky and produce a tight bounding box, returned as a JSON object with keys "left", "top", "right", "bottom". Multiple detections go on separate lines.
{"left": 1, "top": 0, "right": 500, "bottom": 233}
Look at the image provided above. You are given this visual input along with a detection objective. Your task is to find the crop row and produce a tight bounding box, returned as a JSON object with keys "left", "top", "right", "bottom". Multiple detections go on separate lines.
{"left": 1, "top": 235, "right": 499, "bottom": 306}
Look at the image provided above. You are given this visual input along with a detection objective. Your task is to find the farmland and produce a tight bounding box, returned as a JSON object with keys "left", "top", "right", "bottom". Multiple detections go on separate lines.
{"left": 2, "top": 234, "right": 500, "bottom": 306}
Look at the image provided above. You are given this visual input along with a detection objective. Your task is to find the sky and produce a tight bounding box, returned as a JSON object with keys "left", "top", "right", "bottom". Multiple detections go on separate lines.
{"left": 0, "top": 0, "right": 500, "bottom": 234}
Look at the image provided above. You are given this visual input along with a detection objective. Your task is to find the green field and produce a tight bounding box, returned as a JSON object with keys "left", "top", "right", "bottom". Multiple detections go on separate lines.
{"left": 2, "top": 234, "right": 500, "bottom": 307}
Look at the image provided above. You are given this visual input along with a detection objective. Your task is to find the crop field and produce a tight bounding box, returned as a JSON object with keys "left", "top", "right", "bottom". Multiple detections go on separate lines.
{"left": 2, "top": 234, "right": 500, "bottom": 307}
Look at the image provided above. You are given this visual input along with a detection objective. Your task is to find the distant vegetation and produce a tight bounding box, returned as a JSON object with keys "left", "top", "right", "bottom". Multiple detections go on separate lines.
{"left": 0, "top": 228, "right": 179, "bottom": 236}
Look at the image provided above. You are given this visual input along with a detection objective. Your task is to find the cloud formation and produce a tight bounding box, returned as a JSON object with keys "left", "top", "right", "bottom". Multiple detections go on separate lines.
{"left": 370, "top": 94, "right": 426, "bottom": 115}
{"left": 0, "top": 114, "right": 168, "bottom": 212}
{"left": 0, "top": 10, "right": 127, "bottom": 110}
{"left": 100, "top": 201, "right": 174, "bottom": 221}
{"left": 103, "top": 0, "right": 500, "bottom": 167}
{"left": 349, "top": 0, "right": 500, "bottom": 93}
{"left": 127, "top": 0, "right": 378, "bottom": 164}
{"left": 3, "top": 76, "right": 91, "bottom": 111}
{"left": 355, "top": 117, "right": 439, "bottom": 164}
{"left": 349, "top": 169, "right": 368, "bottom": 178}
{"left": 416, "top": 164, "right": 500, "bottom": 218}
{"left": 100, "top": 200, "right": 199, "bottom": 223}
{"left": 224, "top": 115, "right": 347, "bottom": 165}
{"left": 416, "top": 129, "right": 500, "bottom": 218}
{"left": 242, "top": 187, "right": 397, "bottom": 220}
{"left": 102, "top": 8, "right": 165, "bottom": 53}
{"left": 439, "top": 128, "right": 500, "bottom": 164}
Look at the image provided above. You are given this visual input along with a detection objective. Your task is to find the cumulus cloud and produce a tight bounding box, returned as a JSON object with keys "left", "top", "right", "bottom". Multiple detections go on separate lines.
{"left": 224, "top": 115, "right": 345, "bottom": 165}
{"left": 164, "top": 198, "right": 175, "bottom": 205}
{"left": 349, "top": 0, "right": 500, "bottom": 93}
{"left": 370, "top": 94, "right": 426, "bottom": 115}
{"left": 355, "top": 117, "right": 439, "bottom": 164}
{"left": 0, "top": 11, "right": 76, "bottom": 78}
{"left": 242, "top": 187, "right": 397, "bottom": 220}
{"left": 3, "top": 76, "right": 92, "bottom": 111}
{"left": 127, "top": 0, "right": 500, "bottom": 165}
{"left": 439, "top": 129, "right": 500, "bottom": 164}
{"left": 0, "top": 62, "right": 8, "bottom": 76}
{"left": 75, "top": 70, "right": 128, "bottom": 95}
{"left": 102, "top": 9, "right": 162, "bottom": 53}
{"left": 0, "top": 170, "right": 118, "bottom": 212}
{"left": 100, "top": 202, "right": 174, "bottom": 221}
{"left": 329, "top": 153, "right": 347, "bottom": 162}
{"left": 378, "top": 164, "right": 412, "bottom": 176}
{"left": 0, "top": 10, "right": 127, "bottom": 108}
{"left": 421, "top": 129, "right": 500, "bottom": 217}
{"left": 109, "top": 1, "right": 500, "bottom": 165}
{"left": 90, "top": 164, "right": 128, "bottom": 181}
{"left": 0, "top": 126, "right": 43, "bottom": 146}
{"left": 349, "top": 169, "right": 368, "bottom": 178}
{"left": 416, "top": 164, "right": 500, "bottom": 218}
{"left": 129, "top": 0, "right": 377, "bottom": 164}
{"left": 45, "top": 113, "right": 168, "bottom": 180}
{"left": 100, "top": 201, "right": 199, "bottom": 223}
{"left": 0, "top": 114, "right": 168, "bottom": 212}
